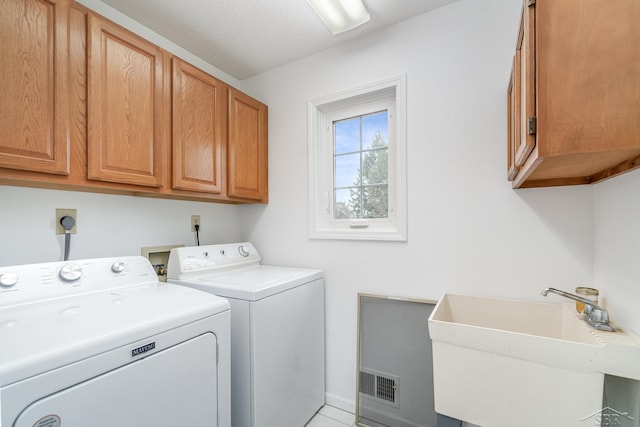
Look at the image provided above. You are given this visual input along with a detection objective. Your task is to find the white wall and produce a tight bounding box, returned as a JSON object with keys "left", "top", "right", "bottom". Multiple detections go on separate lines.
{"left": 594, "top": 168, "right": 640, "bottom": 333}
{"left": 594, "top": 168, "right": 640, "bottom": 427}
{"left": 0, "top": 186, "right": 243, "bottom": 266}
{"left": 240, "top": 0, "right": 596, "bottom": 412}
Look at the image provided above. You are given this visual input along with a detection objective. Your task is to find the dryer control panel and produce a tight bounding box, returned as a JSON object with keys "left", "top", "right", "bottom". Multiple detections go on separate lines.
{"left": 0, "top": 256, "right": 157, "bottom": 309}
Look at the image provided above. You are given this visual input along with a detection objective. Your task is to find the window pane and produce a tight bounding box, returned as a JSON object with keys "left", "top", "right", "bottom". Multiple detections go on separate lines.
{"left": 335, "top": 152, "right": 360, "bottom": 188}
{"left": 363, "top": 185, "right": 389, "bottom": 219}
{"left": 361, "top": 148, "right": 388, "bottom": 185}
{"left": 362, "top": 111, "right": 388, "bottom": 150}
{"left": 334, "top": 112, "right": 389, "bottom": 220}
{"left": 334, "top": 188, "right": 359, "bottom": 219}
{"left": 335, "top": 117, "right": 360, "bottom": 154}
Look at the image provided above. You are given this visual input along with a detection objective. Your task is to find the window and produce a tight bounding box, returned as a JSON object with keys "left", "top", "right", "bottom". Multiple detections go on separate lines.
{"left": 308, "top": 75, "right": 407, "bottom": 241}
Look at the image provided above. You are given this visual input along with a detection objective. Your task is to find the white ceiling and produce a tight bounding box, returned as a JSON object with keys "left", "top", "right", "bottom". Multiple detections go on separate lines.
{"left": 98, "top": 0, "right": 460, "bottom": 80}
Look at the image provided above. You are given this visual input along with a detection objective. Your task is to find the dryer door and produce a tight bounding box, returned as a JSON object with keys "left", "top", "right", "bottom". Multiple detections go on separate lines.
{"left": 15, "top": 333, "right": 218, "bottom": 427}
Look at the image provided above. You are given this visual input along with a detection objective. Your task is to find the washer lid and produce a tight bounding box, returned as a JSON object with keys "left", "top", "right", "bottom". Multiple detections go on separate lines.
{"left": 180, "top": 265, "right": 324, "bottom": 301}
{"left": 0, "top": 283, "right": 229, "bottom": 386}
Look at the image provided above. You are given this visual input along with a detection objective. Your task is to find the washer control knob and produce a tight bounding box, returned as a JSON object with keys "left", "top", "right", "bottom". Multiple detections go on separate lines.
{"left": 59, "top": 264, "right": 82, "bottom": 282}
{"left": 111, "top": 261, "right": 126, "bottom": 273}
{"left": 238, "top": 245, "right": 250, "bottom": 257}
{"left": 0, "top": 273, "right": 18, "bottom": 288}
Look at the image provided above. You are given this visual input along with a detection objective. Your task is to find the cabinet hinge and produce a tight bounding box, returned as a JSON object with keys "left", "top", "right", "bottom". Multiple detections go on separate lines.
{"left": 527, "top": 117, "right": 537, "bottom": 135}
{"left": 527, "top": 0, "right": 536, "bottom": 7}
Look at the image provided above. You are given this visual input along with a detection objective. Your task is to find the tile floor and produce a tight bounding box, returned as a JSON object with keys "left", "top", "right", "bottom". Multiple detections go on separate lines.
{"left": 305, "top": 405, "right": 356, "bottom": 427}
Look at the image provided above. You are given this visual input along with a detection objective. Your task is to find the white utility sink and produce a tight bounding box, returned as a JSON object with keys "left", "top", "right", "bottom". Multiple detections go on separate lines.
{"left": 428, "top": 293, "right": 640, "bottom": 427}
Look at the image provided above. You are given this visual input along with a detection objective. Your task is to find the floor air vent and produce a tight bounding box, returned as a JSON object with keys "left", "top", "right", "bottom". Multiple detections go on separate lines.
{"left": 359, "top": 368, "right": 399, "bottom": 407}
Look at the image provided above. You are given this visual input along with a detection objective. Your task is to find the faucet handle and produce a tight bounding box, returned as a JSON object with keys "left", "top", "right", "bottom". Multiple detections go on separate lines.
{"left": 584, "top": 309, "right": 614, "bottom": 331}
{"left": 587, "top": 308, "right": 609, "bottom": 324}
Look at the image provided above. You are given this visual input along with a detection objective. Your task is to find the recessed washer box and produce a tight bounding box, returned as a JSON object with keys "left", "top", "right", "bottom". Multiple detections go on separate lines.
{"left": 141, "top": 244, "right": 183, "bottom": 282}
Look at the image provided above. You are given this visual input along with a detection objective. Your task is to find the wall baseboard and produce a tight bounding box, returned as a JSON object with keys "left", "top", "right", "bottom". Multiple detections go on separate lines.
{"left": 325, "top": 393, "right": 355, "bottom": 414}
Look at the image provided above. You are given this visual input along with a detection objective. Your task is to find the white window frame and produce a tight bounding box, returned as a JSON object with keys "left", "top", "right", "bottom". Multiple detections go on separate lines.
{"left": 308, "top": 75, "right": 407, "bottom": 241}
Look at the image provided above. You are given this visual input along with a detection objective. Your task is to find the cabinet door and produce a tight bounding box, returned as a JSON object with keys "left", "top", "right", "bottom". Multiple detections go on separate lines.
{"left": 514, "top": 0, "right": 535, "bottom": 167}
{"left": 87, "top": 14, "right": 166, "bottom": 187}
{"left": 228, "top": 89, "right": 268, "bottom": 202}
{"left": 172, "top": 58, "right": 225, "bottom": 194}
{"left": 507, "top": 54, "right": 521, "bottom": 181}
{"left": 0, "top": 0, "right": 70, "bottom": 175}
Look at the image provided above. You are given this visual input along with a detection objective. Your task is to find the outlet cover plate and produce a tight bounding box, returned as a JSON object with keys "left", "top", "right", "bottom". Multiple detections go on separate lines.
{"left": 56, "top": 209, "right": 77, "bottom": 234}
{"left": 191, "top": 215, "right": 201, "bottom": 232}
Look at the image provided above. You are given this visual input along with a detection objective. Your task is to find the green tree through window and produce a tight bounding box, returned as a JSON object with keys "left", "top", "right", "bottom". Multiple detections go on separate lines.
{"left": 334, "top": 111, "right": 388, "bottom": 219}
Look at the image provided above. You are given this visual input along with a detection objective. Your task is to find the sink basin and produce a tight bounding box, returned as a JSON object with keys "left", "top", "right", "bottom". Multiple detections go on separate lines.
{"left": 428, "top": 293, "right": 640, "bottom": 427}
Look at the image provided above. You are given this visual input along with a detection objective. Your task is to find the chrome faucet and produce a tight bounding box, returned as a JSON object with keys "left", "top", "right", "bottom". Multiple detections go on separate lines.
{"left": 541, "top": 287, "right": 614, "bottom": 332}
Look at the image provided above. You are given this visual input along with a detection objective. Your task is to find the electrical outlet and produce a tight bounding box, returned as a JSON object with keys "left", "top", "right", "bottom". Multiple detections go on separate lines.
{"left": 56, "top": 209, "right": 77, "bottom": 234}
{"left": 191, "top": 215, "right": 201, "bottom": 232}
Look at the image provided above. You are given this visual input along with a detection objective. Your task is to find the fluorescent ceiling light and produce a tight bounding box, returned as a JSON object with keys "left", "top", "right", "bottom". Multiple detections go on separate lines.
{"left": 306, "top": 0, "right": 370, "bottom": 34}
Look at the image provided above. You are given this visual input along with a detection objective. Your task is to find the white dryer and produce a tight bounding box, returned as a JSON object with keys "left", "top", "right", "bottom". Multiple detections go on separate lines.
{"left": 167, "top": 242, "right": 325, "bottom": 427}
{"left": 0, "top": 256, "right": 231, "bottom": 427}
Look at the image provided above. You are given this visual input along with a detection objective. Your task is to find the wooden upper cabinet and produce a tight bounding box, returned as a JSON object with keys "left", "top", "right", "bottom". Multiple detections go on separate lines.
{"left": 0, "top": 0, "right": 70, "bottom": 175}
{"left": 87, "top": 14, "right": 167, "bottom": 187}
{"left": 509, "top": 0, "right": 640, "bottom": 188}
{"left": 228, "top": 88, "right": 268, "bottom": 202}
{"left": 172, "top": 58, "right": 226, "bottom": 194}
{"left": 1, "top": 2, "right": 269, "bottom": 203}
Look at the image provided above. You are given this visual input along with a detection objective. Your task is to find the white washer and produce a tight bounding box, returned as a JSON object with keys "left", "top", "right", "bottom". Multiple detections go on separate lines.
{"left": 0, "top": 256, "right": 231, "bottom": 427}
{"left": 167, "top": 242, "right": 325, "bottom": 427}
